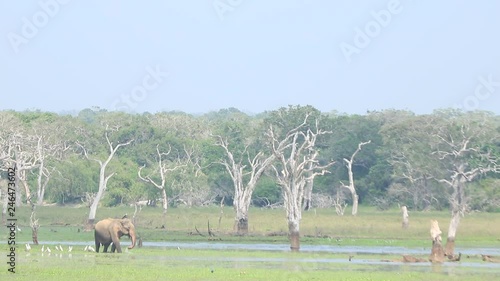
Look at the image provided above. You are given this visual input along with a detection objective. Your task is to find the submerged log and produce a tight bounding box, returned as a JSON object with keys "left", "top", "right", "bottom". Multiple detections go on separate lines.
{"left": 402, "top": 255, "right": 426, "bottom": 263}
{"left": 482, "top": 255, "right": 500, "bottom": 263}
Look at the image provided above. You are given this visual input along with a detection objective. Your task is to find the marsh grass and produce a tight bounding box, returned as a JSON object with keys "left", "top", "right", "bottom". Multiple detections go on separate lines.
{"left": 6, "top": 205, "right": 500, "bottom": 248}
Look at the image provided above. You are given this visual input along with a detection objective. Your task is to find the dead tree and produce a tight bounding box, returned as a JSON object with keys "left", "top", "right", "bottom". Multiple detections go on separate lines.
{"left": 214, "top": 135, "right": 274, "bottom": 235}
{"left": 138, "top": 144, "right": 185, "bottom": 217}
{"left": 13, "top": 138, "right": 38, "bottom": 206}
{"left": 388, "top": 156, "right": 435, "bottom": 211}
{"left": 432, "top": 121, "right": 499, "bottom": 257}
{"left": 333, "top": 189, "right": 348, "bottom": 216}
{"left": 340, "top": 140, "right": 371, "bottom": 216}
{"left": 401, "top": 205, "right": 409, "bottom": 229}
{"left": 175, "top": 144, "right": 213, "bottom": 207}
{"left": 33, "top": 134, "right": 69, "bottom": 205}
{"left": 268, "top": 116, "right": 334, "bottom": 251}
{"left": 0, "top": 118, "right": 29, "bottom": 206}
{"left": 77, "top": 130, "right": 133, "bottom": 229}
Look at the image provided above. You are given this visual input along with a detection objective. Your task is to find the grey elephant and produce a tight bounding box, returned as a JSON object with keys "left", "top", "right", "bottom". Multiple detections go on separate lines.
{"left": 94, "top": 218, "right": 137, "bottom": 253}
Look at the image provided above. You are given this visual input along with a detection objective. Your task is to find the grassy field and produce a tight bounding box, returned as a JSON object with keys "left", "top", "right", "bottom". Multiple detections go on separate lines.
{"left": 6, "top": 205, "right": 500, "bottom": 246}
{"left": 1, "top": 205, "right": 499, "bottom": 280}
{"left": 2, "top": 247, "right": 500, "bottom": 281}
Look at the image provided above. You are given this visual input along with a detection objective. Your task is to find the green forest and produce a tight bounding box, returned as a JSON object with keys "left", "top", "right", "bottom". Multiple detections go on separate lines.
{"left": 1, "top": 105, "right": 499, "bottom": 215}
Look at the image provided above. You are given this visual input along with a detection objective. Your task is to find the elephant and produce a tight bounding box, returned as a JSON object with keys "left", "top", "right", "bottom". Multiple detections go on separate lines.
{"left": 94, "top": 218, "right": 136, "bottom": 253}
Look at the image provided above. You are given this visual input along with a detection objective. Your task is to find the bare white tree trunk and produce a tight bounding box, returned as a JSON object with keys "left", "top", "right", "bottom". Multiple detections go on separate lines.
{"left": 288, "top": 219, "right": 300, "bottom": 251}
{"left": 161, "top": 188, "right": 168, "bottom": 215}
{"left": 88, "top": 163, "right": 115, "bottom": 226}
{"left": 36, "top": 162, "right": 55, "bottom": 206}
{"left": 234, "top": 196, "right": 250, "bottom": 234}
{"left": 303, "top": 161, "right": 314, "bottom": 211}
{"left": 351, "top": 193, "right": 359, "bottom": 216}
{"left": 19, "top": 170, "right": 30, "bottom": 205}
{"left": 445, "top": 176, "right": 465, "bottom": 258}
{"left": 445, "top": 209, "right": 461, "bottom": 256}
{"left": 341, "top": 140, "right": 370, "bottom": 216}
{"left": 36, "top": 158, "right": 45, "bottom": 205}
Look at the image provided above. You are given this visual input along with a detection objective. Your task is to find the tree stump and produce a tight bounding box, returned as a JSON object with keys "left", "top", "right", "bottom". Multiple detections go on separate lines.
{"left": 236, "top": 218, "right": 249, "bottom": 235}
{"left": 401, "top": 206, "right": 409, "bottom": 229}
{"left": 429, "top": 220, "right": 445, "bottom": 263}
{"left": 288, "top": 221, "right": 300, "bottom": 252}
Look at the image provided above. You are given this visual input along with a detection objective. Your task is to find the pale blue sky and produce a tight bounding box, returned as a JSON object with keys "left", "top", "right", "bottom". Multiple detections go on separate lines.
{"left": 1, "top": 1, "right": 499, "bottom": 114}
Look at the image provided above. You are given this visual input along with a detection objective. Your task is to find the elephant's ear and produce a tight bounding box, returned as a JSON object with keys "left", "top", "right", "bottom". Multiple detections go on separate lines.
{"left": 120, "top": 219, "right": 132, "bottom": 230}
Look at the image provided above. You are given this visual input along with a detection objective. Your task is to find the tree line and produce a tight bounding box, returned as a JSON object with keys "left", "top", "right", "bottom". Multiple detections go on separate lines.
{"left": 1, "top": 106, "right": 499, "bottom": 250}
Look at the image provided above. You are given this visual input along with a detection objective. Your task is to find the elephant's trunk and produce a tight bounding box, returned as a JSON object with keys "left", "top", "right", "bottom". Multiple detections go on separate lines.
{"left": 128, "top": 227, "right": 136, "bottom": 249}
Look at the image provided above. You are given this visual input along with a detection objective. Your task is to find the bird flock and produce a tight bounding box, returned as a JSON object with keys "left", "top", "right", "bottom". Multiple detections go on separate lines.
{"left": 24, "top": 243, "right": 95, "bottom": 256}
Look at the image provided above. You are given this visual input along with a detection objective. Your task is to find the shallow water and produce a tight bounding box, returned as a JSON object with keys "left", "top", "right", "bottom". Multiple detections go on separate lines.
{"left": 35, "top": 240, "right": 500, "bottom": 256}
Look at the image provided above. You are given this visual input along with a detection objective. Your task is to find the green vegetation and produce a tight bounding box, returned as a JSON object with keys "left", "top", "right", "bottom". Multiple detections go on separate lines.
{"left": 1, "top": 107, "right": 499, "bottom": 212}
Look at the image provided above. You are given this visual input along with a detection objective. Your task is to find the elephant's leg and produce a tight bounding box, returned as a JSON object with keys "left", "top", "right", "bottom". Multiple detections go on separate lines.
{"left": 103, "top": 243, "right": 111, "bottom": 253}
{"left": 111, "top": 234, "right": 122, "bottom": 253}
{"left": 114, "top": 242, "right": 122, "bottom": 253}
{"left": 111, "top": 243, "right": 116, "bottom": 253}
{"left": 95, "top": 239, "right": 100, "bottom": 253}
